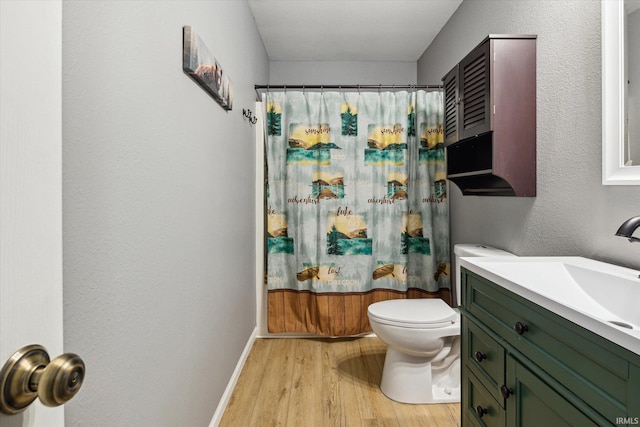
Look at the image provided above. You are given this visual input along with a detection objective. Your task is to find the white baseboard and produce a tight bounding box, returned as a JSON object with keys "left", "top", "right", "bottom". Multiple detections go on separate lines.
{"left": 209, "top": 326, "right": 258, "bottom": 427}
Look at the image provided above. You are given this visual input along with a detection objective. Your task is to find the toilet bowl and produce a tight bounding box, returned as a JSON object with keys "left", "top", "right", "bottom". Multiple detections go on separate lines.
{"left": 367, "top": 244, "right": 516, "bottom": 404}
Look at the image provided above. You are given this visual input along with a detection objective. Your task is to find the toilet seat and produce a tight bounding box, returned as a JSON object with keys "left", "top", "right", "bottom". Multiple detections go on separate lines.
{"left": 368, "top": 299, "right": 457, "bottom": 329}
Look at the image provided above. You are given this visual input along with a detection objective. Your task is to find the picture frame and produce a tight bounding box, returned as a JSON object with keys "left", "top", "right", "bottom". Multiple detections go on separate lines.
{"left": 182, "top": 26, "right": 233, "bottom": 111}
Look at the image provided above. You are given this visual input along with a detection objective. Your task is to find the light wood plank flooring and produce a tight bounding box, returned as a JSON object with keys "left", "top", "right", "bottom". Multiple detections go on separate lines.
{"left": 220, "top": 337, "right": 461, "bottom": 426}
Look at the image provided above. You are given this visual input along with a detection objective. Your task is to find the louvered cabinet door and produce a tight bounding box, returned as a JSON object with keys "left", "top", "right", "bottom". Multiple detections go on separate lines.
{"left": 459, "top": 40, "right": 491, "bottom": 140}
{"left": 443, "top": 65, "right": 460, "bottom": 145}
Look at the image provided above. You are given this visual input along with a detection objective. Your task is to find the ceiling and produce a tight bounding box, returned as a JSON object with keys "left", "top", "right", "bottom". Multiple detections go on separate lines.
{"left": 248, "top": 0, "right": 463, "bottom": 62}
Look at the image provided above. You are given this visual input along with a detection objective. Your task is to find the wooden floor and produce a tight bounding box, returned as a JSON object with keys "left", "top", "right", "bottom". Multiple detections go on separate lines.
{"left": 220, "top": 337, "right": 461, "bottom": 426}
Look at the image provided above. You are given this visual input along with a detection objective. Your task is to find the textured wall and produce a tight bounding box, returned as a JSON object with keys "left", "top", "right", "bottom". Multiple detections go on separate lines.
{"left": 62, "top": 1, "right": 268, "bottom": 425}
{"left": 418, "top": 0, "right": 640, "bottom": 269}
{"left": 269, "top": 61, "right": 417, "bottom": 85}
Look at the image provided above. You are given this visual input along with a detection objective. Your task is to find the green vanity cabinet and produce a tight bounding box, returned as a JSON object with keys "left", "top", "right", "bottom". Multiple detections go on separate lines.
{"left": 460, "top": 267, "right": 640, "bottom": 427}
{"left": 504, "top": 354, "right": 599, "bottom": 427}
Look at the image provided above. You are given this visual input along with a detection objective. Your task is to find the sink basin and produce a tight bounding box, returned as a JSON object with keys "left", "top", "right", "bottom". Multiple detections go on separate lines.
{"left": 459, "top": 256, "right": 640, "bottom": 354}
{"left": 564, "top": 262, "right": 640, "bottom": 328}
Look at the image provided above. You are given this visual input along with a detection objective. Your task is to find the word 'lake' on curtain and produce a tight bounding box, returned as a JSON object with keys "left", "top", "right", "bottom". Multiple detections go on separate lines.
{"left": 265, "top": 90, "right": 449, "bottom": 336}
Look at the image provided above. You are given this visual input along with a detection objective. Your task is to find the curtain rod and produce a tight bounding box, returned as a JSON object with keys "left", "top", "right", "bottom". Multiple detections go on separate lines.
{"left": 254, "top": 84, "right": 443, "bottom": 100}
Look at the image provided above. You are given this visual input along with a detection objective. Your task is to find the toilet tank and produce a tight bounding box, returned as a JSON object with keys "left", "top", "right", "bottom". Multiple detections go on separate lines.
{"left": 453, "top": 244, "right": 516, "bottom": 307}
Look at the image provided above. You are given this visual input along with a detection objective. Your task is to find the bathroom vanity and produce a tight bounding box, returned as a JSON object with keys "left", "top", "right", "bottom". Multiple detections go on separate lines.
{"left": 459, "top": 259, "right": 640, "bottom": 426}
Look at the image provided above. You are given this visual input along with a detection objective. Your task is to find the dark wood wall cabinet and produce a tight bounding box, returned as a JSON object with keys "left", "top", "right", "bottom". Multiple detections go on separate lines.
{"left": 443, "top": 35, "right": 537, "bottom": 197}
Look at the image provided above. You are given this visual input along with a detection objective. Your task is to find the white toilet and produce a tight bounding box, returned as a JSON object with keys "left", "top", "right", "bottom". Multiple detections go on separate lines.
{"left": 367, "top": 244, "right": 516, "bottom": 404}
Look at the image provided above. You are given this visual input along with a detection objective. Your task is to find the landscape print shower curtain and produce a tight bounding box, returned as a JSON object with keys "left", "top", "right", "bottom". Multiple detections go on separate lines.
{"left": 265, "top": 90, "right": 449, "bottom": 336}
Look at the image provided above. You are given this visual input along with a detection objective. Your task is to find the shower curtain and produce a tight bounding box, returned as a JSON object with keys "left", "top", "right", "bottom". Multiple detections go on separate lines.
{"left": 265, "top": 90, "right": 449, "bottom": 336}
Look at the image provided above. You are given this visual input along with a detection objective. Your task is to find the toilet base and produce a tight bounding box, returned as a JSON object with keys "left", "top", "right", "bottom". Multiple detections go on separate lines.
{"left": 380, "top": 347, "right": 460, "bottom": 404}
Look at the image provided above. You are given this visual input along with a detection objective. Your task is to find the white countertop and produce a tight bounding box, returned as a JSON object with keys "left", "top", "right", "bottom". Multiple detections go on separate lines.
{"left": 459, "top": 256, "right": 640, "bottom": 356}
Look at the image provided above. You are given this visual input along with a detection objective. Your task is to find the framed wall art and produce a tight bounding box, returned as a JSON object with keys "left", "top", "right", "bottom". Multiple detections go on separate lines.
{"left": 182, "top": 26, "right": 233, "bottom": 111}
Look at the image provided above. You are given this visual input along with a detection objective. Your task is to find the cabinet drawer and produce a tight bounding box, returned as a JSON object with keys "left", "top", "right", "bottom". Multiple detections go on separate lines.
{"left": 463, "top": 268, "right": 640, "bottom": 421}
{"left": 464, "top": 367, "right": 505, "bottom": 427}
{"left": 463, "top": 316, "right": 505, "bottom": 404}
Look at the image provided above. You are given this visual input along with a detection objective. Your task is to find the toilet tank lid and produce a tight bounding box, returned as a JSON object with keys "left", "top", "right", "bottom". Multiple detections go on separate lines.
{"left": 367, "top": 298, "right": 456, "bottom": 325}
{"left": 454, "top": 244, "right": 516, "bottom": 257}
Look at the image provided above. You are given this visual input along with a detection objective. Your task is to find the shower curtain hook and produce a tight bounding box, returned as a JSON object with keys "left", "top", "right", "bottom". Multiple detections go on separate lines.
{"left": 357, "top": 84, "right": 361, "bottom": 94}
{"left": 284, "top": 84, "right": 287, "bottom": 93}
{"left": 378, "top": 84, "right": 382, "bottom": 93}
{"left": 321, "top": 85, "right": 324, "bottom": 95}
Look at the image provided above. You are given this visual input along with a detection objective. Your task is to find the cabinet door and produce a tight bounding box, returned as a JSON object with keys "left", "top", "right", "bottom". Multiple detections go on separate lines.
{"left": 459, "top": 40, "right": 491, "bottom": 140}
{"left": 505, "top": 356, "right": 599, "bottom": 427}
{"left": 443, "top": 64, "right": 459, "bottom": 145}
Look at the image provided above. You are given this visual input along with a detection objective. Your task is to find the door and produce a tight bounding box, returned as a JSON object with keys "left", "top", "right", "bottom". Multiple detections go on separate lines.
{"left": 0, "top": 1, "right": 65, "bottom": 426}
{"left": 459, "top": 40, "right": 491, "bottom": 140}
{"left": 443, "top": 65, "right": 460, "bottom": 145}
{"left": 505, "top": 355, "right": 598, "bottom": 427}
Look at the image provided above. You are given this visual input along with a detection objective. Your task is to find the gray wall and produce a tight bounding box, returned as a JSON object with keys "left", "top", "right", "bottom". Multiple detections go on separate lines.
{"left": 418, "top": 0, "right": 640, "bottom": 269}
{"left": 269, "top": 60, "right": 416, "bottom": 85}
{"left": 62, "top": 1, "right": 268, "bottom": 426}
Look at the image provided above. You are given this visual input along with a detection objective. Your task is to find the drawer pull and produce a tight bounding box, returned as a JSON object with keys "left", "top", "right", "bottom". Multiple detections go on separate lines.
{"left": 514, "top": 322, "right": 529, "bottom": 335}
{"left": 474, "top": 351, "right": 486, "bottom": 363}
{"left": 476, "top": 405, "right": 488, "bottom": 418}
{"left": 500, "top": 384, "right": 513, "bottom": 399}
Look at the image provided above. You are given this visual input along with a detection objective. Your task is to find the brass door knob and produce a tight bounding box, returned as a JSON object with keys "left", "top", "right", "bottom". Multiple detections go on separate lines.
{"left": 0, "top": 344, "right": 85, "bottom": 415}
